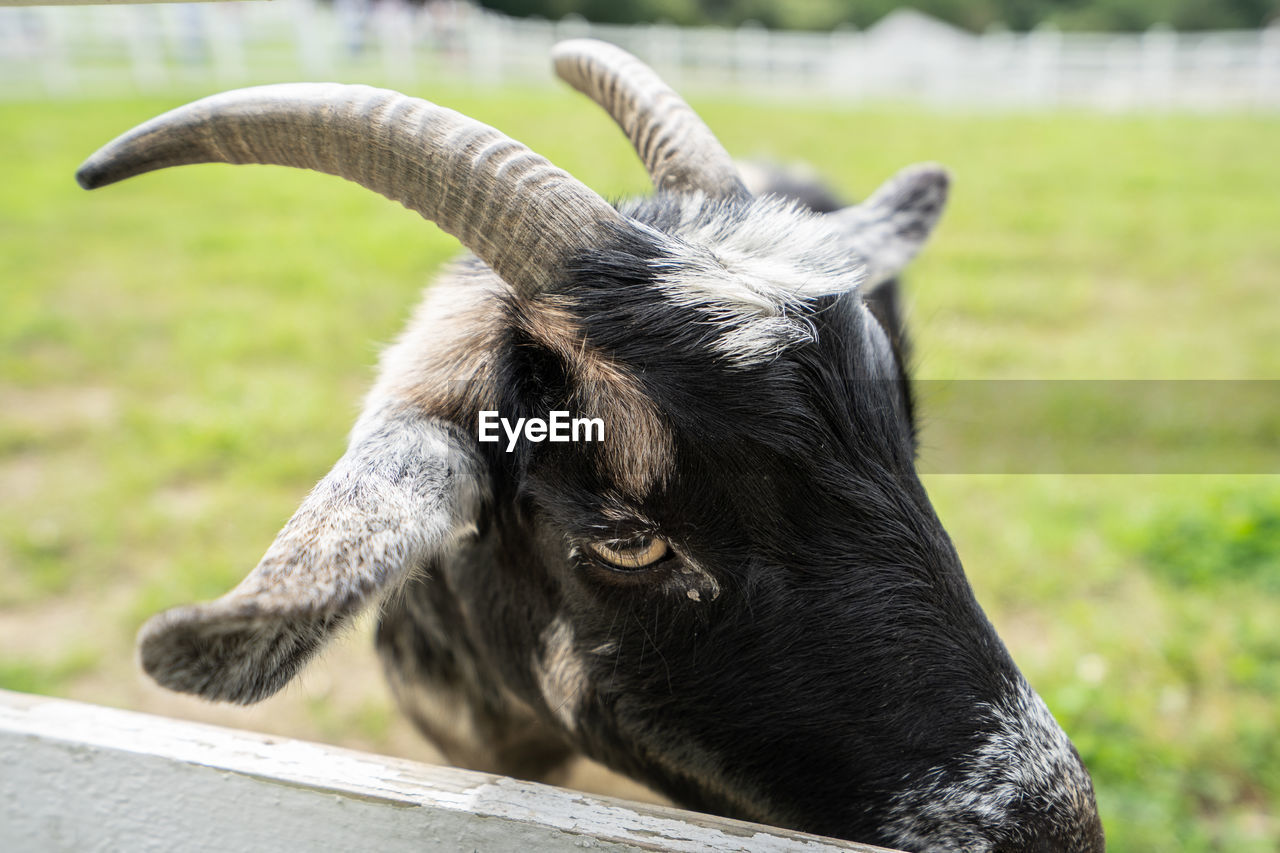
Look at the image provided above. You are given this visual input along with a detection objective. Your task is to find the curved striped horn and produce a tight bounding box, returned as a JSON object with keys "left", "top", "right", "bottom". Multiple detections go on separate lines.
{"left": 76, "top": 83, "right": 632, "bottom": 296}
{"left": 552, "top": 39, "right": 748, "bottom": 200}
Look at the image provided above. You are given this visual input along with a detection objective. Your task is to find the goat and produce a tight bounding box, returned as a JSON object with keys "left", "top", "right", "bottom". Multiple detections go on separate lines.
{"left": 76, "top": 39, "right": 1104, "bottom": 852}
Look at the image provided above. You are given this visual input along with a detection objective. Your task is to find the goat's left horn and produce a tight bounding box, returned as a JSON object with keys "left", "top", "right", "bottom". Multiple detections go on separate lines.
{"left": 553, "top": 39, "right": 748, "bottom": 200}
{"left": 76, "top": 83, "right": 633, "bottom": 297}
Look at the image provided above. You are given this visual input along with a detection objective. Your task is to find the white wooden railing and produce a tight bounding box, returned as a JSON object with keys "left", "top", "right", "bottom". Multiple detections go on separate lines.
{"left": 0, "top": 689, "right": 894, "bottom": 852}
{"left": 2, "top": 1, "right": 1279, "bottom": 110}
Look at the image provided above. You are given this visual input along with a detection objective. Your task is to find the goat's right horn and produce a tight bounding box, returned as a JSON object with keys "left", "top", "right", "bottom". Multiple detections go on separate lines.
{"left": 553, "top": 39, "right": 748, "bottom": 200}
{"left": 76, "top": 83, "right": 631, "bottom": 297}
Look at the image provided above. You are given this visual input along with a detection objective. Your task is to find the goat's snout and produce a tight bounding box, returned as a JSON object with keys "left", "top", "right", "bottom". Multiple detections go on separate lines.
{"left": 1006, "top": 812, "right": 1106, "bottom": 853}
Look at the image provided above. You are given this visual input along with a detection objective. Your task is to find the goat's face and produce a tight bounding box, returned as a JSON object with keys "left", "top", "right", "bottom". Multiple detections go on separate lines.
{"left": 77, "top": 40, "right": 1103, "bottom": 853}
{"left": 402, "top": 195, "right": 1103, "bottom": 852}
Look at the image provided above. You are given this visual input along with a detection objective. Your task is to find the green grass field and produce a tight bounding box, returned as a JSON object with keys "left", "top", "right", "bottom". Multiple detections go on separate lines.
{"left": 2, "top": 89, "right": 1278, "bottom": 851}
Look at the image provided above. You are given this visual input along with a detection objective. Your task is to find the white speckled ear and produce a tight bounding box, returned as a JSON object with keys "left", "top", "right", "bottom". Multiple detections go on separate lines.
{"left": 829, "top": 163, "right": 951, "bottom": 287}
{"left": 137, "top": 411, "right": 485, "bottom": 704}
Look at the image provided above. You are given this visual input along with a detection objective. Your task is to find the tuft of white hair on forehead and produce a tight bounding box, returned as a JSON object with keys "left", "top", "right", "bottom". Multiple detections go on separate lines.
{"left": 648, "top": 194, "right": 867, "bottom": 365}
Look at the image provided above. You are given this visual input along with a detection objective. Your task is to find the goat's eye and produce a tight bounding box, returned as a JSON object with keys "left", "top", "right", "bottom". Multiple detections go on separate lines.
{"left": 586, "top": 536, "right": 670, "bottom": 570}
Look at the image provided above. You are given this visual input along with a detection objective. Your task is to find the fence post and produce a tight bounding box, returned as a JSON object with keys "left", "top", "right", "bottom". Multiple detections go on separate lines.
{"left": 734, "top": 19, "right": 769, "bottom": 93}
{"left": 554, "top": 11, "right": 591, "bottom": 43}
{"left": 376, "top": 0, "right": 415, "bottom": 85}
{"left": 292, "top": 0, "right": 328, "bottom": 80}
{"left": 824, "top": 23, "right": 858, "bottom": 101}
{"left": 979, "top": 24, "right": 1015, "bottom": 108}
{"left": 207, "top": 4, "right": 248, "bottom": 86}
{"left": 644, "top": 20, "right": 681, "bottom": 90}
{"left": 35, "top": 6, "right": 77, "bottom": 96}
{"left": 465, "top": 10, "right": 503, "bottom": 86}
{"left": 125, "top": 5, "right": 168, "bottom": 93}
{"left": 1100, "top": 33, "right": 1137, "bottom": 110}
{"left": 1141, "top": 23, "right": 1176, "bottom": 109}
{"left": 1024, "top": 22, "right": 1061, "bottom": 108}
{"left": 1258, "top": 23, "right": 1280, "bottom": 110}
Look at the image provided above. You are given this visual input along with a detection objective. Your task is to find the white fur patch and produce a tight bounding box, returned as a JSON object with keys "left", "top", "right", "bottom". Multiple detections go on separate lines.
{"left": 534, "top": 616, "right": 589, "bottom": 732}
{"left": 629, "top": 163, "right": 947, "bottom": 367}
{"left": 668, "top": 548, "right": 722, "bottom": 602}
{"left": 646, "top": 195, "right": 866, "bottom": 366}
{"left": 881, "top": 678, "right": 1099, "bottom": 852}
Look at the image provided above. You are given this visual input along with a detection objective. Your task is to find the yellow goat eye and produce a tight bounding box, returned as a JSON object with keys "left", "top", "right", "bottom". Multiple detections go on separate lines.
{"left": 587, "top": 536, "right": 670, "bottom": 570}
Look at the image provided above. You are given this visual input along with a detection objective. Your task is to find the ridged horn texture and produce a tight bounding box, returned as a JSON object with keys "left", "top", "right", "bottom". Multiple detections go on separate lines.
{"left": 76, "top": 83, "right": 630, "bottom": 296}
{"left": 552, "top": 39, "right": 748, "bottom": 199}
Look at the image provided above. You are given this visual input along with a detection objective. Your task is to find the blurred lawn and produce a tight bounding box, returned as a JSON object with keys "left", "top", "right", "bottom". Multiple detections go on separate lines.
{"left": 2, "top": 89, "right": 1279, "bottom": 852}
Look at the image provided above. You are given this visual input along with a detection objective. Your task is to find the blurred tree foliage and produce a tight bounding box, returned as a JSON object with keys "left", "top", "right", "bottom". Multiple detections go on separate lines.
{"left": 471, "top": 0, "right": 1280, "bottom": 31}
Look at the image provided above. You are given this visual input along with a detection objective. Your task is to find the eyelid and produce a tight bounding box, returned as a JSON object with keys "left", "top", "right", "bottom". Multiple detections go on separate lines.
{"left": 587, "top": 537, "right": 670, "bottom": 570}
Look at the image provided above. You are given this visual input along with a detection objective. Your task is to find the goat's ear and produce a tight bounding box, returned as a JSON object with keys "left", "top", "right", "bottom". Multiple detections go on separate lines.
{"left": 864, "top": 277, "right": 908, "bottom": 356}
{"left": 137, "top": 411, "right": 485, "bottom": 704}
{"left": 829, "top": 163, "right": 950, "bottom": 287}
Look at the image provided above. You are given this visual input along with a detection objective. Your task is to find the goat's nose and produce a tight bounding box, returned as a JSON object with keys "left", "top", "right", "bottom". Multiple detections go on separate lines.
{"left": 1028, "top": 834, "right": 1062, "bottom": 853}
{"left": 989, "top": 809, "right": 1106, "bottom": 853}
{"left": 992, "top": 837, "right": 1071, "bottom": 853}
{"left": 1014, "top": 818, "right": 1106, "bottom": 853}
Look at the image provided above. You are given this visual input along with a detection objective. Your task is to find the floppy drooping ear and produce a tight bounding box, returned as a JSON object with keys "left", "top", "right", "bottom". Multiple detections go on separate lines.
{"left": 829, "top": 163, "right": 950, "bottom": 288}
{"left": 138, "top": 410, "right": 485, "bottom": 704}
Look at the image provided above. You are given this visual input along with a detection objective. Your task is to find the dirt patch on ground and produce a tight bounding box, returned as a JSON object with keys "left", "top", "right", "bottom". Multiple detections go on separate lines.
{"left": 1, "top": 385, "right": 118, "bottom": 431}
{"left": 0, "top": 454, "right": 49, "bottom": 506}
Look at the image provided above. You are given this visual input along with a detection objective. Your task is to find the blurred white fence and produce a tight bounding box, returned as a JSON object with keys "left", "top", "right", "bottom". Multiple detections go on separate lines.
{"left": 2, "top": 0, "right": 1278, "bottom": 110}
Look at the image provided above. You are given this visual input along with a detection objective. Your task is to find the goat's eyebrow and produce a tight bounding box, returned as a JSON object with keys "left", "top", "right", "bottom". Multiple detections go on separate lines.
{"left": 581, "top": 510, "right": 659, "bottom": 539}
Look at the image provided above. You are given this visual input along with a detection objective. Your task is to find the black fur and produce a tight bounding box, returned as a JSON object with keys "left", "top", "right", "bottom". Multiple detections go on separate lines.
{"left": 376, "top": 197, "right": 1101, "bottom": 850}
